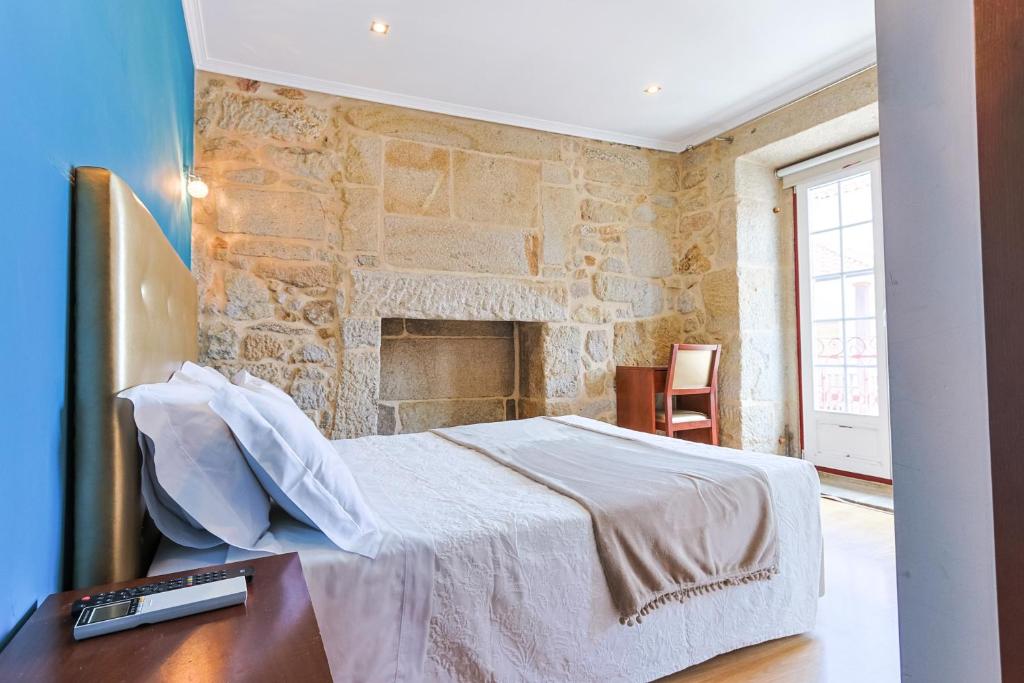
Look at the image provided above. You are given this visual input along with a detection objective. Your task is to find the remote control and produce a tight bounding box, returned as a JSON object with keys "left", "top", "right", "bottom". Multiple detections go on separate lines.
{"left": 73, "top": 576, "right": 248, "bottom": 640}
{"left": 71, "top": 566, "right": 254, "bottom": 618}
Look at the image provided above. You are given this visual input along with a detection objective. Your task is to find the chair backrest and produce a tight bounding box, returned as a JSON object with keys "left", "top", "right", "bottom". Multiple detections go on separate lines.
{"left": 667, "top": 343, "right": 720, "bottom": 390}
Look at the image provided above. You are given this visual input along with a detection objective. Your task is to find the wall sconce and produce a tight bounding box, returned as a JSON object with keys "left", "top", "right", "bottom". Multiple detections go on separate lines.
{"left": 186, "top": 172, "right": 209, "bottom": 199}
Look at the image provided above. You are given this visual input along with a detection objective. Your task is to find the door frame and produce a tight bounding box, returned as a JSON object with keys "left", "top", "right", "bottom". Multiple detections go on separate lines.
{"left": 794, "top": 156, "right": 892, "bottom": 481}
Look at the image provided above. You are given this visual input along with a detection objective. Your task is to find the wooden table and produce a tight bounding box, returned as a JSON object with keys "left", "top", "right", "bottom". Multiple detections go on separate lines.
{"left": 615, "top": 365, "right": 668, "bottom": 433}
{"left": 0, "top": 552, "right": 331, "bottom": 682}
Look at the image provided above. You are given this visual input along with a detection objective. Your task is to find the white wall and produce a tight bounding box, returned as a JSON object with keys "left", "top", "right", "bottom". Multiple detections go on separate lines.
{"left": 875, "top": 1, "right": 1001, "bottom": 681}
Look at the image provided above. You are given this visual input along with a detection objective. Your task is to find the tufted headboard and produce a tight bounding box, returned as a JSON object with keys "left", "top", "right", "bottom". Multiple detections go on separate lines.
{"left": 70, "top": 167, "right": 197, "bottom": 588}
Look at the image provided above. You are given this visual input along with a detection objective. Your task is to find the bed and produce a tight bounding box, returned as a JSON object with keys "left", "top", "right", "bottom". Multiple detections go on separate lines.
{"left": 71, "top": 167, "right": 822, "bottom": 682}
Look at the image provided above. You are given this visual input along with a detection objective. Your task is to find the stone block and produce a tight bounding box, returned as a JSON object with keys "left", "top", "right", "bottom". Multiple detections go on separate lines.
{"left": 331, "top": 350, "right": 380, "bottom": 437}
{"left": 262, "top": 146, "right": 338, "bottom": 182}
{"left": 345, "top": 134, "right": 382, "bottom": 185}
{"left": 581, "top": 198, "right": 628, "bottom": 224}
{"left": 601, "top": 256, "right": 626, "bottom": 273}
{"left": 241, "top": 333, "right": 286, "bottom": 361}
{"left": 341, "top": 187, "right": 380, "bottom": 252}
{"left": 592, "top": 273, "right": 663, "bottom": 317}
{"left": 678, "top": 211, "right": 713, "bottom": 239}
{"left": 216, "top": 188, "right": 327, "bottom": 240}
{"left": 230, "top": 237, "right": 314, "bottom": 261}
{"left": 201, "top": 137, "right": 255, "bottom": 163}
{"left": 542, "top": 161, "right": 572, "bottom": 184}
{"left": 380, "top": 337, "right": 514, "bottom": 400}
{"left": 225, "top": 270, "right": 273, "bottom": 320}
{"left": 291, "top": 377, "right": 329, "bottom": 411}
{"left": 303, "top": 300, "right": 336, "bottom": 326}
{"left": 585, "top": 329, "right": 610, "bottom": 362}
{"left": 339, "top": 317, "right": 381, "bottom": 348}
{"left": 581, "top": 144, "right": 650, "bottom": 186}
{"left": 678, "top": 244, "right": 712, "bottom": 274}
{"left": 577, "top": 398, "right": 616, "bottom": 421}
{"left": 254, "top": 262, "right": 332, "bottom": 288}
{"left": 343, "top": 102, "right": 561, "bottom": 160}
{"left": 382, "top": 216, "right": 534, "bottom": 275}
{"left": 397, "top": 399, "right": 506, "bottom": 434}
{"left": 541, "top": 186, "right": 576, "bottom": 265}
{"left": 653, "top": 156, "right": 680, "bottom": 192}
{"left": 351, "top": 270, "right": 569, "bottom": 321}
{"left": 585, "top": 367, "right": 610, "bottom": 397}
{"left": 632, "top": 203, "right": 657, "bottom": 224}
{"left": 679, "top": 183, "right": 710, "bottom": 213}
{"left": 404, "top": 319, "right": 512, "bottom": 338}
{"left": 199, "top": 321, "right": 239, "bottom": 361}
{"left": 293, "top": 342, "right": 334, "bottom": 365}
{"left": 584, "top": 183, "right": 633, "bottom": 204}
{"left": 224, "top": 168, "right": 278, "bottom": 185}
{"left": 626, "top": 227, "right": 673, "bottom": 278}
{"left": 383, "top": 140, "right": 451, "bottom": 217}
{"left": 613, "top": 315, "right": 686, "bottom": 366}
{"left": 675, "top": 288, "right": 699, "bottom": 315}
{"left": 701, "top": 269, "right": 739, "bottom": 332}
{"left": 681, "top": 167, "right": 707, "bottom": 190}
{"left": 249, "top": 321, "right": 314, "bottom": 336}
{"left": 213, "top": 92, "right": 328, "bottom": 143}
{"left": 571, "top": 304, "right": 614, "bottom": 324}
{"left": 541, "top": 325, "right": 582, "bottom": 398}
{"left": 274, "top": 87, "right": 305, "bottom": 100}
{"left": 452, "top": 151, "right": 540, "bottom": 227}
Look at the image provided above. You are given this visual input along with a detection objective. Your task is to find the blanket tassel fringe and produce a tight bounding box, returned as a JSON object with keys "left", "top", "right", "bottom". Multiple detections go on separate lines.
{"left": 619, "top": 566, "right": 779, "bottom": 627}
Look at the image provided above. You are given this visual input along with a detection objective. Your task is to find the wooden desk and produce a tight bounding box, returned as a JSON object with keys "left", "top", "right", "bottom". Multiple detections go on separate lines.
{"left": 615, "top": 365, "right": 668, "bottom": 433}
{"left": 0, "top": 552, "right": 331, "bottom": 682}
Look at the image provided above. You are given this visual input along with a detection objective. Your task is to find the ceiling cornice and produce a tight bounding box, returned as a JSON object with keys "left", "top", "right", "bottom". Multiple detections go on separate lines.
{"left": 180, "top": 0, "right": 875, "bottom": 154}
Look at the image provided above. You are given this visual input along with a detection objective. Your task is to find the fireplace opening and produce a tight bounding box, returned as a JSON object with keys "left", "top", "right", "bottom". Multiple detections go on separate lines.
{"left": 377, "top": 318, "right": 523, "bottom": 434}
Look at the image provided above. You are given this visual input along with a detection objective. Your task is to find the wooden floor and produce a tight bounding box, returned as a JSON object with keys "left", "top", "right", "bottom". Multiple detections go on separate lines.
{"left": 660, "top": 498, "right": 899, "bottom": 683}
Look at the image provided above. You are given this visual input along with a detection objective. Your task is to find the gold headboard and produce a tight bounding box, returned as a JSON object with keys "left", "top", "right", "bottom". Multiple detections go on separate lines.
{"left": 72, "top": 167, "right": 197, "bottom": 588}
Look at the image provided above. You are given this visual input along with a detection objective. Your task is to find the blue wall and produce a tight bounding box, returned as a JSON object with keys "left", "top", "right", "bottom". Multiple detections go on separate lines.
{"left": 0, "top": 1, "right": 193, "bottom": 646}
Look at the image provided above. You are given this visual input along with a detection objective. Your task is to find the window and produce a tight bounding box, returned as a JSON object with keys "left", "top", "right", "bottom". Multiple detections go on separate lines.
{"left": 805, "top": 171, "right": 880, "bottom": 416}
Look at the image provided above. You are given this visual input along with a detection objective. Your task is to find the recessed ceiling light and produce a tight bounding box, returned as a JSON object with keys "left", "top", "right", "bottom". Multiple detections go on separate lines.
{"left": 370, "top": 20, "right": 390, "bottom": 35}
{"left": 643, "top": 84, "right": 663, "bottom": 95}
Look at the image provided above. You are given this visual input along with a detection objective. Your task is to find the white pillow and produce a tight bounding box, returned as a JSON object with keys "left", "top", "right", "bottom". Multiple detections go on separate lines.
{"left": 118, "top": 378, "right": 273, "bottom": 550}
{"left": 138, "top": 434, "right": 221, "bottom": 549}
{"left": 203, "top": 367, "right": 383, "bottom": 558}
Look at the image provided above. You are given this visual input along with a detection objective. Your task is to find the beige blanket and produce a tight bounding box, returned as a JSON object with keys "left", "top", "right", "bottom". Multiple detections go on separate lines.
{"left": 432, "top": 417, "right": 779, "bottom": 625}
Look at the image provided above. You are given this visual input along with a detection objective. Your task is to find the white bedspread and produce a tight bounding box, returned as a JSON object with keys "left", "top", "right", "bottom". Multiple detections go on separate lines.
{"left": 151, "top": 416, "right": 821, "bottom": 682}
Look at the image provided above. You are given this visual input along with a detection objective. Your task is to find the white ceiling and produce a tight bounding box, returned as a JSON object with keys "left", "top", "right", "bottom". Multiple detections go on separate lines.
{"left": 182, "top": 0, "right": 876, "bottom": 152}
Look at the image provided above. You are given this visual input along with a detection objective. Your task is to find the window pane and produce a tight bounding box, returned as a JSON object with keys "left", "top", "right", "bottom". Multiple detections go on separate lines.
{"left": 845, "top": 319, "right": 877, "bottom": 366}
{"left": 808, "top": 182, "right": 840, "bottom": 232}
{"left": 842, "top": 222, "right": 874, "bottom": 271}
{"left": 846, "top": 367, "right": 880, "bottom": 416}
{"left": 809, "top": 230, "right": 842, "bottom": 276}
{"left": 843, "top": 272, "right": 875, "bottom": 318}
{"left": 811, "top": 278, "right": 843, "bottom": 320}
{"left": 812, "top": 321, "right": 844, "bottom": 365}
{"left": 814, "top": 367, "right": 846, "bottom": 412}
{"left": 840, "top": 172, "right": 873, "bottom": 225}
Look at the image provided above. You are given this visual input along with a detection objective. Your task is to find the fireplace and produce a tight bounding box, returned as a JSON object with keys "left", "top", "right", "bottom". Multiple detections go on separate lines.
{"left": 377, "top": 318, "right": 523, "bottom": 434}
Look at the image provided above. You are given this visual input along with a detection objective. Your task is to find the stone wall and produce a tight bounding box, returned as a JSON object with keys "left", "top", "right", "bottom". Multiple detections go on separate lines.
{"left": 191, "top": 72, "right": 695, "bottom": 439}
{"left": 378, "top": 319, "right": 519, "bottom": 434}
{"left": 677, "top": 67, "right": 879, "bottom": 452}
{"left": 191, "top": 70, "right": 878, "bottom": 449}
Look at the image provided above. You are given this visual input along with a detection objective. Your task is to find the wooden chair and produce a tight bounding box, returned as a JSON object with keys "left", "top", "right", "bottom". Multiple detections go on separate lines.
{"left": 655, "top": 343, "right": 721, "bottom": 445}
